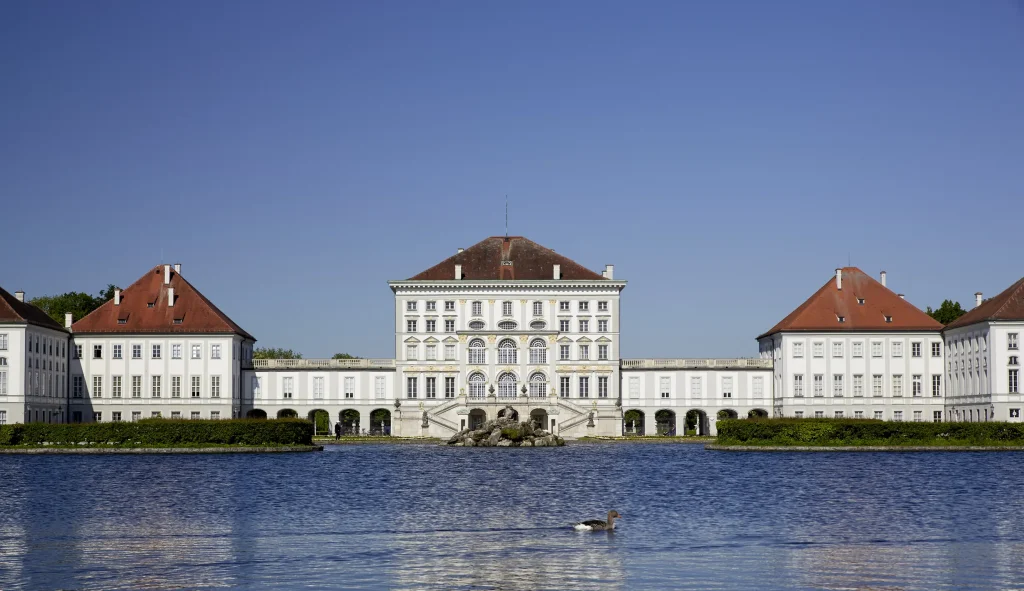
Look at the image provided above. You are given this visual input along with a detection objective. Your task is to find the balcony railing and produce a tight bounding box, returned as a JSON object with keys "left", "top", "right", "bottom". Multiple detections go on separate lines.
{"left": 620, "top": 358, "right": 773, "bottom": 370}
{"left": 248, "top": 358, "right": 396, "bottom": 370}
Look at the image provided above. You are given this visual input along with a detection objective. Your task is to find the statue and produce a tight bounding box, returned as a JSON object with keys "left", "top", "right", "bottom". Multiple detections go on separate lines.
{"left": 422, "top": 411, "right": 429, "bottom": 428}
{"left": 587, "top": 411, "right": 595, "bottom": 427}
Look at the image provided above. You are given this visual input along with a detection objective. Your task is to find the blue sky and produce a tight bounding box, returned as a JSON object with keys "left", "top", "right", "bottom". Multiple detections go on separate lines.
{"left": 2, "top": 1, "right": 1022, "bottom": 358}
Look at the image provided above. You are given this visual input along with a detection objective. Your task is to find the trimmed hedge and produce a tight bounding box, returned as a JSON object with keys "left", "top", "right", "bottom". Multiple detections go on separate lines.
{"left": 0, "top": 419, "right": 313, "bottom": 447}
{"left": 716, "top": 418, "right": 1024, "bottom": 447}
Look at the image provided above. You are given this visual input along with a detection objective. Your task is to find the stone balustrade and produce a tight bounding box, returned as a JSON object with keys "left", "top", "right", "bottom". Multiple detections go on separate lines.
{"left": 620, "top": 358, "right": 773, "bottom": 370}
{"left": 248, "top": 358, "right": 396, "bottom": 370}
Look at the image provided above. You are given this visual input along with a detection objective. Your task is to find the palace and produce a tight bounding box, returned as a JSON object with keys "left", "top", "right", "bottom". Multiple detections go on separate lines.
{"left": 1, "top": 236, "right": 1021, "bottom": 435}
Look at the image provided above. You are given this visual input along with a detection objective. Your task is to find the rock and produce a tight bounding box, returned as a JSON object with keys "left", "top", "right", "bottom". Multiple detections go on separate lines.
{"left": 463, "top": 438, "right": 475, "bottom": 447}
{"left": 534, "top": 437, "right": 547, "bottom": 447}
{"left": 488, "top": 429, "right": 502, "bottom": 446}
{"left": 445, "top": 419, "right": 567, "bottom": 447}
{"left": 497, "top": 439, "right": 513, "bottom": 447}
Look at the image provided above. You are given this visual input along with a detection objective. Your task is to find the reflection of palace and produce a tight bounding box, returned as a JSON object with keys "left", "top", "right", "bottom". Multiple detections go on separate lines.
{"left": 2, "top": 236, "right": 1022, "bottom": 433}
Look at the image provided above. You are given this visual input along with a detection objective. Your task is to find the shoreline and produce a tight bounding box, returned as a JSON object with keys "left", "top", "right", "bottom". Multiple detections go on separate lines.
{"left": 0, "top": 445, "right": 324, "bottom": 455}
{"left": 707, "top": 444, "right": 1024, "bottom": 452}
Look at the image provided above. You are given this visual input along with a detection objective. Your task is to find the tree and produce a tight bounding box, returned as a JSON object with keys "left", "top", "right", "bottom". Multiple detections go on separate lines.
{"left": 331, "top": 352, "right": 361, "bottom": 359}
{"left": 253, "top": 347, "right": 303, "bottom": 359}
{"left": 98, "top": 284, "right": 119, "bottom": 301}
{"left": 29, "top": 285, "right": 121, "bottom": 326}
{"left": 926, "top": 300, "right": 967, "bottom": 325}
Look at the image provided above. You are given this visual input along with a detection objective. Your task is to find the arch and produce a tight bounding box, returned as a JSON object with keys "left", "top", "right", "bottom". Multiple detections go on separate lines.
{"left": 655, "top": 409, "right": 677, "bottom": 436}
{"left": 529, "top": 339, "right": 547, "bottom": 364}
{"left": 468, "top": 339, "right": 486, "bottom": 365}
{"left": 246, "top": 409, "right": 268, "bottom": 420}
{"left": 469, "top": 408, "right": 487, "bottom": 430}
{"left": 277, "top": 408, "right": 298, "bottom": 419}
{"left": 497, "top": 372, "right": 518, "bottom": 399}
{"left": 528, "top": 371, "right": 547, "bottom": 398}
{"left": 340, "top": 409, "right": 361, "bottom": 435}
{"left": 530, "top": 409, "right": 549, "bottom": 430}
{"left": 468, "top": 372, "right": 486, "bottom": 400}
{"left": 370, "top": 408, "right": 391, "bottom": 435}
{"left": 308, "top": 409, "right": 330, "bottom": 435}
{"left": 685, "top": 409, "right": 710, "bottom": 436}
{"left": 498, "top": 339, "right": 518, "bottom": 364}
{"left": 623, "top": 409, "right": 645, "bottom": 436}
{"left": 717, "top": 409, "right": 739, "bottom": 420}
{"left": 748, "top": 408, "right": 769, "bottom": 419}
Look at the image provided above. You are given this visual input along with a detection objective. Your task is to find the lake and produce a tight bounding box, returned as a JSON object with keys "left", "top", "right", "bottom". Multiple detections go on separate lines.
{"left": 1, "top": 443, "right": 1023, "bottom": 590}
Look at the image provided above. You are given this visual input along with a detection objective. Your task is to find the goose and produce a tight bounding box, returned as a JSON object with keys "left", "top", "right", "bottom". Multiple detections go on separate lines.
{"left": 572, "top": 510, "right": 621, "bottom": 531}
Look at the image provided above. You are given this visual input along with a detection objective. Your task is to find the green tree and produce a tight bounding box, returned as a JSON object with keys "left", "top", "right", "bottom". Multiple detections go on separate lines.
{"left": 98, "top": 284, "right": 119, "bottom": 301}
{"left": 926, "top": 300, "right": 968, "bottom": 325}
{"left": 29, "top": 284, "right": 121, "bottom": 326}
{"left": 331, "top": 352, "right": 361, "bottom": 359}
{"left": 253, "top": 347, "right": 303, "bottom": 359}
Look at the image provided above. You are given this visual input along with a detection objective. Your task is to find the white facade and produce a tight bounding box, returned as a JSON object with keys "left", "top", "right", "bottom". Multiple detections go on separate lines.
{"left": 943, "top": 322, "right": 1023, "bottom": 422}
{"left": 0, "top": 322, "right": 70, "bottom": 425}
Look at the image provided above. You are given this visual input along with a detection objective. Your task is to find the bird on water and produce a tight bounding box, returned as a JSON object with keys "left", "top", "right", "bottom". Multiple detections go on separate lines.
{"left": 572, "top": 511, "right": 622, "bottom": 531}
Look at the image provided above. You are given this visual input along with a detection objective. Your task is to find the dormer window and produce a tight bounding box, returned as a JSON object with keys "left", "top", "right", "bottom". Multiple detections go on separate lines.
{"left": 857, "top": 298, "right": 865, "bottom": 305}
{"left": 173, "top": 319, "right": 183, "bottom": 325}
{"left": 884, "top": 315, "right": 892, "bottom": 323}
{"left": 147, "top": 302, "right": 155, "bottom": 308}
{"left": 837, "top": 316, "right": 846, "bottom": 323}
{"left": 118, "top": 319, "right": 127, "bottom": 325}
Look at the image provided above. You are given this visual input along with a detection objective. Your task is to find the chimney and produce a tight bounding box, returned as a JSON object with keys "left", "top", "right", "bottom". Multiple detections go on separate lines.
{"left": 168, "top": 287, "right": 175, "bottom": 307}
{"left": 173, "top": 263, "right": 181, "bottom": 274}
{"left": 114, "top": 289, "right": 121, "bottom": 306}
{"left": 457, "top": 248, "right": 464, "bottom": 254}
{"left": 880, "top": 271, "right": 887, "bottom": 288}
{"left": 604, "top": 264, "right": 614, "bottom": 280}
{"left": 163, "top": 264, "right": 171, "bottom": 285}
{"left": 835, "top": 268, "right": 842, "bottom": 290}
{"left": 553, "top": 264, "right": 561, "bottom": 280}
{"left": 65, "top": 313, "right": 73, "bottom": 329}
{"left": 14, "top": 291, "right": 24, "bottom": 302}
{"left": 898, "top": 293, "right": 905, "bottom": 300}
{"left": 975, "top": 292, "right": 983, "bottom": 308}
{"left": 454, "top": 264, "right": 462, "bottom": 280}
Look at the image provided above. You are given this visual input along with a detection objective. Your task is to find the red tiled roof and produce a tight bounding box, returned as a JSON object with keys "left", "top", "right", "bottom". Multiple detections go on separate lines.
{"left": 408, "top": 236, "right": 608, "bottom": 281}
{"left": 757, "top": 267, "right": 942, "bottom": 339}
{"left": 72, "top": 265, "right": 255, "bottom": 339}
{"left": 0, "top": 286, "right": 67, "bottom": 331}
{"left": 945, "top": 277, "right": 1024, "bottom": 330}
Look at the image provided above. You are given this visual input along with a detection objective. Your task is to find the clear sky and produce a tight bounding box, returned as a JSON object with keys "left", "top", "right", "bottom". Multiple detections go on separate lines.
{"left": 2, "top": 1, "right": 1022, "bottom": 358}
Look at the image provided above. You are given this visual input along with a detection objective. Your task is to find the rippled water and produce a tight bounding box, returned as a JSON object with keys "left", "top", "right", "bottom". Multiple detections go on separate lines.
{"left": 2, "top": 444, "right": 1024, "bottom": 590}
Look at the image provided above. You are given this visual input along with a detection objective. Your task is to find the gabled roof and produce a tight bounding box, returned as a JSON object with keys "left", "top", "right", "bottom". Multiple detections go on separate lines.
{"left": 408, "top": 236, "right": 607, "bottom": 281}
{"left": 757, "top": 267, "right": 942, "bottom": 340}
{"left": 72, "top": 265, "right": 255, "bottom": 339}
{"left": 0, "top": 286, "right": 67, "bottom": 331}
{"left": 945, "top": 277, "right": 1024, "bottom": 330}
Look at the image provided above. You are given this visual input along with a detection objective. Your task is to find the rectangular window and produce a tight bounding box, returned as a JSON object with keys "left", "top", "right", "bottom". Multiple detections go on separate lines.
{"left": 426, "top": 377, "right": 436, "bottom": 399}
{"left": 152, "top": 344, "right": 162, "bottom": 359}
{"left": 151, "top": 375, "right": 161, "bottom": 398}
{"left": 210, "top": 411, "right": 220, "bottom": 420}
{"left": 835, "top": 411, "right": 844, "bottom": 419}
{"left": 426, "top": 345, "right": 437, "bottom": 361}
{"left": 753, "top": 376, "right": 764, "bottom": 397}
{"left": 444, "top": 319, "right": 455, "bottom": 333}
{"left": 112, "top": 412, "right": 121, "bottom": 422}
{"left": 911, "top": 342, "right": 922, "bottom": 358}
{"left": 579, "top": 320, "right": 589, "bottom": 332}
{"left": 854, "top": 410, "right": 864, "bottom": 419}
{"left": 406, "top": 301, "right": 417, "bottom": 312}
{"left": 598, "top": 319, "right": 608, "bottom": 333}
{"left": 813, "top": 374, "right": 823, "bottom": 397}
{"left": 282, "top": 376, "right": 293, "bottom": 399}
{"left": 407, "top": 345, "right": 417, "bottom": 360}
{"left": 722, "top": 377, "right": 733, "bottom": 399}
{"left": 871, "top": 342, "right": 882, "bottom": 357}
{"left": 598, "top": 376, "right": 609, "bottom": 398}
{"left": 407, "top": 320, "right": 417, "bottom": 333}
{"left": 131, "top": 375, "right": 142, "bottom": 398}
{"left": 872, "top": 374, "right": 883, "bottom": 397}
{"left": 191, "top": 376, "right": 201, "bottom": 398}
{"left": 812, "top": 342, "right": 823, "bottom": 357}
{"left": 92, "top": 375, "right": 103, "bottom": 398}
{"left": 793, "top": 374, "right": 804, "bottom": 397}
{"left": 578, "top": 301, "right": 589, "bottom": 312}
{"left": 932, "top": 342, "right": 942, "bottom": 357}
{"left": 211, "top": 344, "right": 221, "bottom": 359}
{"left": 190, "top": 411, "right": 199, "bottom": 420}
{"left": 559, "top": 301, "right": 570, "bottom": 312}
{"left": 113, "top": 344, "right": 122, "bottom": 359}
{"left": 1010, "top": 369, "right": 1019, "bottom": 394}
{"left": 560, "top": 376, "right": 571, "bottom": 398}
{"left": 660, "top": 376, "right": 671, "bottom": 398}
{"left": 629, "top": 376, "right": 640, "bottom": 399}
{"left": 375, "top": 376, "right": 386, "bottom": 399}
{"left": 892, "top": 342, "right": 903, "bottom": 357}
{"left": 502, "top": 301, "right": 513, "bottom": 316}
{"left": 933, "top": 411, "right": 942, "bottom": 422}
{"left": 814, "top": 411, "right": 824, "bottom": 418}
{"left": 559, "top": 320, "right": 570, "bottom": 332}
{"left": 111, "top": 375, "right": 122, "bottom": 398}
{"left": 445, "top": 377, "right": 455, "bottom": 398}
{"left": 211, "top": 375, "right": 221, "bottom": 398}
{"left": 445, "top": 301, "right": 455, "bottom": 312}
{"left": 579, "top": 376, "right": 589, "bottom": 398}
{"left": 579, "top": 345, "right": 589, "bottom": 360}
{"left": 912, "top": 374, "right": 922, "bottom": 397}
{"left": 832, "top": 342, "right": 843, "bottom": 357}
{"left": 892, "top": 374, "right": 903, "bottom": 397}
{"left": 425, "top": 301, "right": 436, "bottom": 312}
{"left": 472, "top": 301, "right": 483, "bottom": 316}
{"left": 894, "top": 410, "right": 903, "bottom": 422}
{"left": 833, "top": 374, "right": 843, "bottom": 397}
{"left": 0, "top": 334, "right": 6, "bottom": 350}
{"left": 426, "top": 320, "right": 436, "bottom": 333}
{"left": 172, "top": 344, "right": 181, "bottom": 359}
{"left": 598, "top": 345, "right": 609, "bottom": 361}
{"left": 794, "top": 411, "right": 804, "bottom": 419}
{"left": 874, "top": 410, "right": 883, "bottom": 420}
{"left": 913, "top": 410, "right": 922, "bottom": 422}
{"left": 344, "top": 376, "right": 355, "bottom": 399}
{"left": 191, "top": 344, "right": 201, "bottom": 359}
{"left": 690, "top": 376, "right": 702, "bottom": 398}
{"left": 74, "top": 344, "right": 82, "bottom": 359}
{"left": 93, "top": 344, "right": 102, "bottom": 359}
{"left": 312, "top": 377, "right": 323, "bottom": 400}
{"left": 172, "top": 376, "right": 181, "bottom": 398}
{"left": 444, "top": 344, "right": 456, "bottom": 361}
{"left": 793, "top": 342, "right": 804, "bottom": 358}
{"left": 853, "top": 374, "right": 863, "bottom": 397}
{"left": 132, "top": 411, "right": 141, "bottom": 422}
{"left": 406, "top": 377, "right": 417, "bottom": 399}
{"left": 533, "top": 302, "right": 543, "bottom": 316}
{"left": 598, "top": 301, "right": 608, "bottom": 312}
{"left": 1009, "top": 333, "right": 1019, "bottom": 350}
{"left": 131, "top": 344, "right": 141, "bottom": 359}
{"left": 852, "top": 342, "right": 863, "bottom": 357}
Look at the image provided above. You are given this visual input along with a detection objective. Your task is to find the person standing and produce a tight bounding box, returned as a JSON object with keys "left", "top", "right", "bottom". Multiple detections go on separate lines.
{"left": 334, "top": 421, "right": 341, "bottom": 441}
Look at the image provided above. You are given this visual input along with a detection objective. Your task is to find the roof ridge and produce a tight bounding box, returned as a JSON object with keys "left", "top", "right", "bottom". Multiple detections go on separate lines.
{"left": 990, "top": 277, "right": 1024, "bottom": 319}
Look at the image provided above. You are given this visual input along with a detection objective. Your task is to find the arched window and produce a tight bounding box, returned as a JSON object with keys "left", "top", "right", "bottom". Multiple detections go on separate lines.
{"left": 468, "top": 339, "right": 486, "bottom": 365}
{"left": 498, "top": 339, "right": 518, "bottom": 365}
{"left": 529, "top": 339, "right": 547, "bottom": 364}
{"left": 529, "top": 372, "right": 547, "bottom": 398}
{"left": 498, "top": 372, "right": 517, "bottom": 399}
{"left": 468, "top": 373, "right": 486, "bottom": 399}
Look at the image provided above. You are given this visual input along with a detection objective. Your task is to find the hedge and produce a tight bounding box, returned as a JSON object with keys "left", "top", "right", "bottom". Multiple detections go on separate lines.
{"left": 716, "top": 418, "right": 1024, "bottom": 447}
{"left": 0, "top": 419, "right": 313, "bottom": 447}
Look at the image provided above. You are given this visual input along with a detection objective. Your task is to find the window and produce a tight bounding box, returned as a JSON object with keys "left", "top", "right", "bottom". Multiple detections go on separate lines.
{"left": 132, "top": 344, "right": 142, "bottom": 359}
{"left": 469, "top": 373, "right": 486, "bottom": 399}
{"left": 282, "top": 376, "right": 293, "bottom": 399}
{"left": 598, "top": 301, "right": 608, "bottom": 312}
{"left": 579, "top": 376, "right": 589, "bottom": 398}
{"left": 313, "top": 376, "right": 323, "bottom": 399}
{"left": 210, "top": 411, "right": 220, "bottom": 420}
{"left": 598, "top": 319, "right": 608, "bottom": 333}
{"left": 472, "top": 301, "right": 483, "bottom": 316}
{"left": 498, "top": 320, "right": 517, "bottom": 330}
{"left": 131, "top": 375, "right": 142, "bottom": 398}
{"left": 814, "top": 411, "right": 824, "bottom": 419}
{"left": 913, "top": 410, "right": 922, "bottom": 423}
{"left": 211, "top": 344, "right": 221, "bottom": 359}
{"left": 1009, "top": 333, "right": 1019, "bottom": 350}
{"left": 497, "top": 373, "right": 517, "bottom": 399}
{"left": 559, "top": 301, "right": 570, "bottom": 312}
{"left": 722, "top": 377, "right": 733, "bottom": 399}
{"left": 579, "top": 345, "right": 589, "bottom": 361}
{"left": 531, "top": 301, "right": 543, "bottom": 316}
{"left": 813, "top": 374, "right": 823, "bottom": 397}
{"left": 426, "top": 345, "right": 437, "bottom": 360}
{"left": 872, "top": 374, "right": 883, "bottom": 397}
{"left": 1010, "top": 356, "right": 1019, "bottom": 366}
{"left": 911, "top": 374, "right": 921, "bottom": 397}
{"left": 498, "top": 339, "right": 517, "bottom": 364}
{"left": 529, "top": 339, "right": 547, "bottom": 364}
{"left": 579, "top": 320, "right": 589, "bottom": 332}
{"left": 425, "top": 301, "right": 436, "bottom": 312}
{"left": 190, "top": 411, "right": 200, "bottom": 420}
{"left": 407, "top": 377, "right": 417, "bottom": 398}
{"left": 152, "top": 375, "right": 161, "bottom": 398}
{"left": 151, "top": 344, "right": 161, "bottom": 359}
{"left": 832, "top": 342, "right": 843, "bottom": 358}
{"left": 502, "top": 301, "right": 513, "bottom": 316}
{"left": 854, "top": 410, "right": 864, "bottom": 419}
{"left": 469, "top": 322, "right": 487, "bottom": 332}
{"left": 426, "top": 377, "right": 436, "bottom": 399}
{"left": 406, "top": 344, "right": 418, "bottom": 360}
{"left": 794, "top": 411, "right": 804, "bottom": 419}
{"left": 884, "top": 315, "right": 892, "bottom": 323}
{"left": 110, "top": 375, "right": 122, "bottom": 398}
{"left": 444, "top": 319, "right": 455, "bottom": 333}
{"left": 753, "top": 376, "right": 764, "bottom": 397}
{"left": 172, "top": 376, "right": 181, "bottom": 398}
{"left": 833, "top": 374, "right": 843, "bottom": 397}
{"left": 837, "top": 316, "right": 845, "bottom": 324}
{"left": 426, "top": 320, "right": 436, "bottom": 333}
{"left": 93, "top": 345, "right": 103, "bottom": 359}
{"left": 690, "top": 376, "right": 702, "bottom": 398}
{"left": 559, "top": 320, "right": 570, "bottom": 332}
{"left": 598, "top": 376, "right": 609, "bottom": 398}
{"left": 598, "top": 344, "right": 609, "bottom": 361}
{"left": 1010, "top": 369, "right": 1019, "bottom": 394}
{"left": 375, "top": 376, "right": 386, "bottom": 399}
{"left": 894, "top": 410, "right": 903, "bottom": 422}
{"left": 113, "top": 344, "right": 122, "bottom": 359}
{"left": 793, "top": 342, "right": 804, "bottom": 358}
{"left": 578, "top": 301, "right": 589, "bottom": 312}
{"left": 812, "top": 342, "right": 823, "bottom": 357}
{"left": 211, "top": 375, "right": 221, "bottom": 398}
{"left": 629, "top": 376, "right": 640, "bottom": 399}
{"left": 874, "top": 410, "right": 883, "bottom": 420}
{"left": 172, "top": 344, "right": 181, "bottom": 359}
{"left": 0, "top": 334, "right": 5, "bottom": 350}
{"left": 112, "top": 412, "right": 122, "bottom": 422}
{"left": 1011, "top": 409, "right": 1021, "bottom": 418}
{"left": 892, "top": 374, "right": 903, "bottom": 397}
{"left": 468, "top": 339, "right": 486, "bottom": 365}
{"left": 406, "top": 301, "right": 417, "bottom": 312}
{"left": 191, "top": 344, "right": 201, "bottom": 359}
{"left": 852, "top": 342, "right": 863, "bottom": 357}
{"left": 932, "top": 342, "right": 942, "bottom": 357}
{"left": 444, "top": 344, "right": 456, "bottom": 361}
{"left": 871, "top": 342, "right": 882, "bottom": 357}
{"left": 445, "top": 377, "right": 455, "bottom": 398}
{"left": 92, "top": 375, "right": 103, "bottom": 398}
{"left": 892, "top": 342, "right": 903, "bottom": 357}
{"left": 132, "top": 411, "right": 142, "bottom": 422}
{"left": 660, "top": 376, "right": 671, "bottom": 398}
{"left": 407, "top": 320, "right": 417, "bottom": 333}
{"left": 933, "top": 411, "right": 942, "bottom": 422}
{"left": 560, "top": 376, "right": 570, "bottom": 398}
{"left": 74, "top": 344, "right": 82, "bottom": 359}
{"left": 559, "top": 345, "right": 570, "bottom": 361}
{"left": 911, "top": 342, "right": 921, "bottom": 358}
{"left": 445, "top": 301, "right": 455, "bottom": 312}
{"left": 793, "top": 374, "right": 804, "bottom": 397}
{"left": 835, "top": 411, "right": 844, "bottom": 419}
{"left": 191, "top": 376, "right": 201, "bottom": 398}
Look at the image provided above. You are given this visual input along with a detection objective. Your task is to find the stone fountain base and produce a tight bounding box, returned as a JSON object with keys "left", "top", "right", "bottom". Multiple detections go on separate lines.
{"left": 447, "top": 417, "right": 565, "bottom": 447}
